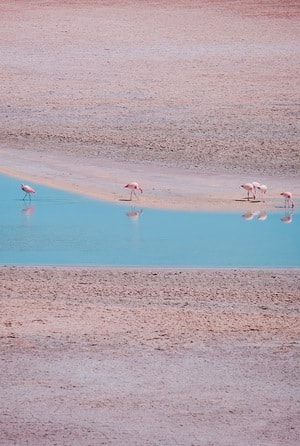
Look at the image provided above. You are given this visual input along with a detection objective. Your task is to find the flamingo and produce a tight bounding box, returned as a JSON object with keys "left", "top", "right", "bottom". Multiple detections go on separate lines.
{"left": 124, "top": 182, "right": 143, "bottom": 200}
{"left": 280, "top": 191, "right": 294, "bottom": 208}
{"left": 241, "top": 183, "right": 255, "bottom": 200}
{"left": 21, "top": 184, "right": 36, "bottom": 200}
{"left": 257, "top": 184, "right": 267, "bottom": 202}
{"left": 252, "top": 181, "right": 261, "bottom": 197}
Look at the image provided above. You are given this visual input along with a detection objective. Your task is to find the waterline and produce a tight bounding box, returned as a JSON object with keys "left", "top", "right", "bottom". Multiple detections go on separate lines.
{"left": 1, "top": 175, "right": 298, "bottom": 267}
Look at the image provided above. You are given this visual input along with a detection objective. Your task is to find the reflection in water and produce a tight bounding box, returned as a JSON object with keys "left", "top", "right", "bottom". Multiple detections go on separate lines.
{"left": 22, "top": 205, "right": 35, "bottom": 218}
{"left": 280, "top": 210, "right": 294, "bottom": 224}
{"left": 126, "top": 207, "right": 143, "bottom": 222}
{"left": 242, "top": 210, "right": 267, "bottom": 221}
{"left": 242, "top": 211, "right": 256, "bottom": 221}
{"left": 242, "top": 209, "right": 295, "bottom": 224}
{"left": 257, "top": 210, "right": 267, "bottom": 221}
{"left": 1, "top": 173, "right": 299, "bottom": 267}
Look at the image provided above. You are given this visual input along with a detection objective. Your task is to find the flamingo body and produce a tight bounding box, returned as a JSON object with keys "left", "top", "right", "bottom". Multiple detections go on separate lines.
{"left": 280, "top": 191, "right": 294, "bottom": 208}
{"left": 241, "top": 183, "right": 255, "bottom": 200}
{"left": 257, "top": 184, "right": 267, "bottom": 202}
{"left": 258, "top": 184, "right": 267, "bottom": 194}
{"left": 21, "top": 184, "right": 36, "bottom": 200}
{"left": 124, "top": 182, "right": 143, "bottom": 200}
{"left": 252, "top": 182, "right": 261, "bottom": 196}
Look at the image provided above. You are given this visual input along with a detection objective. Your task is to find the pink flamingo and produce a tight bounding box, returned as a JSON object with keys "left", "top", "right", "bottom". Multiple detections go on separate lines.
{"left": 280, "top": 191, "right": 294, "bottom": 208}
{"left": 257, "top": 184, "right": 267, "bottom": 202}
{"left": 241, "top": 183, "right": 255, "bottom": 200}
{"left": 124, "top": 182, "right": 143, "bottom": 200}
{"left": 21, "top": 184, "right": 36, "bottom": 200}
{"left": 252, "top": 181, "right": 261, "bottom": 197}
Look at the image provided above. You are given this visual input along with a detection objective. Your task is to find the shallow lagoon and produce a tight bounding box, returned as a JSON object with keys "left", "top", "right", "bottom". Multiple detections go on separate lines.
{"left": 0, "top": 175, "right": 298, "bottom": 267}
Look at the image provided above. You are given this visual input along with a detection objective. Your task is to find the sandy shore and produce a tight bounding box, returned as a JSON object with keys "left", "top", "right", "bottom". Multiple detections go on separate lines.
{"left": 1, "top": 1, "right": 300, "bottom": 445}
{"left": 1, "top": 144, "right": 300, "bottom": 211}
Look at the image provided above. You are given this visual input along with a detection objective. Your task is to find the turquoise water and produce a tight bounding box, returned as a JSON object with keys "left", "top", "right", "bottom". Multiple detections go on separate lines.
{"left": 0, "top": 175, "right": 299, "bottom": 267}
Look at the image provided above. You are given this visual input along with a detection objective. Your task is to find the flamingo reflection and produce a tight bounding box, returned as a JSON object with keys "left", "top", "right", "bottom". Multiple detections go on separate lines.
{"left": 257, "top": 210, "right": 267, "bottom": 221}
{"left": 242, "top": 210, "right": 267, "bottom": 221}
{"left": 280, "top": 210, "right": 294, "bottom": 224}
{"left": 242, "top": 210, "right": 257, "bottom": 221}
{"left": 126, "top": 207, "right": 143, "bottom": 221}
{"left": 22, "top": 204, "right": 35, "bottom": 218}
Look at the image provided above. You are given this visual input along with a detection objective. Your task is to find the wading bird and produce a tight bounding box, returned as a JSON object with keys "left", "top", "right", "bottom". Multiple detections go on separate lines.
{"left": 21, "top": 184, "right": 36, "bottom": 200}
{"left": 257, "top": 184, "right": 267, "bottom": 202}
{"left": 252, "top": 181, "right": 261, "bottom": 197}
{"left": 280, "top": 191, "right": 294, "bottom": 208}
{"left": 124, "top": 182, "right": 143, "bottom": 200}
{"left": 241, "top": 183, "right": 255, "bottom": 200}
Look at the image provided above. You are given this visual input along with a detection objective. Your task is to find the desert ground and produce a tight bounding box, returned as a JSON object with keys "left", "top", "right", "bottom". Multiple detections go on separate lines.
{"left": 0, "top": 1, "right": 299, "bottom": 445}
{"left": 1, "top": 267, "right": 300, "bottom": 446}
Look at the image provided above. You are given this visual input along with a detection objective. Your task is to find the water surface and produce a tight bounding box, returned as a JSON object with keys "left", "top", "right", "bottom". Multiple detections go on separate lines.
{"left": 0, "top": 175, "right": 298, "bottom": 267}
